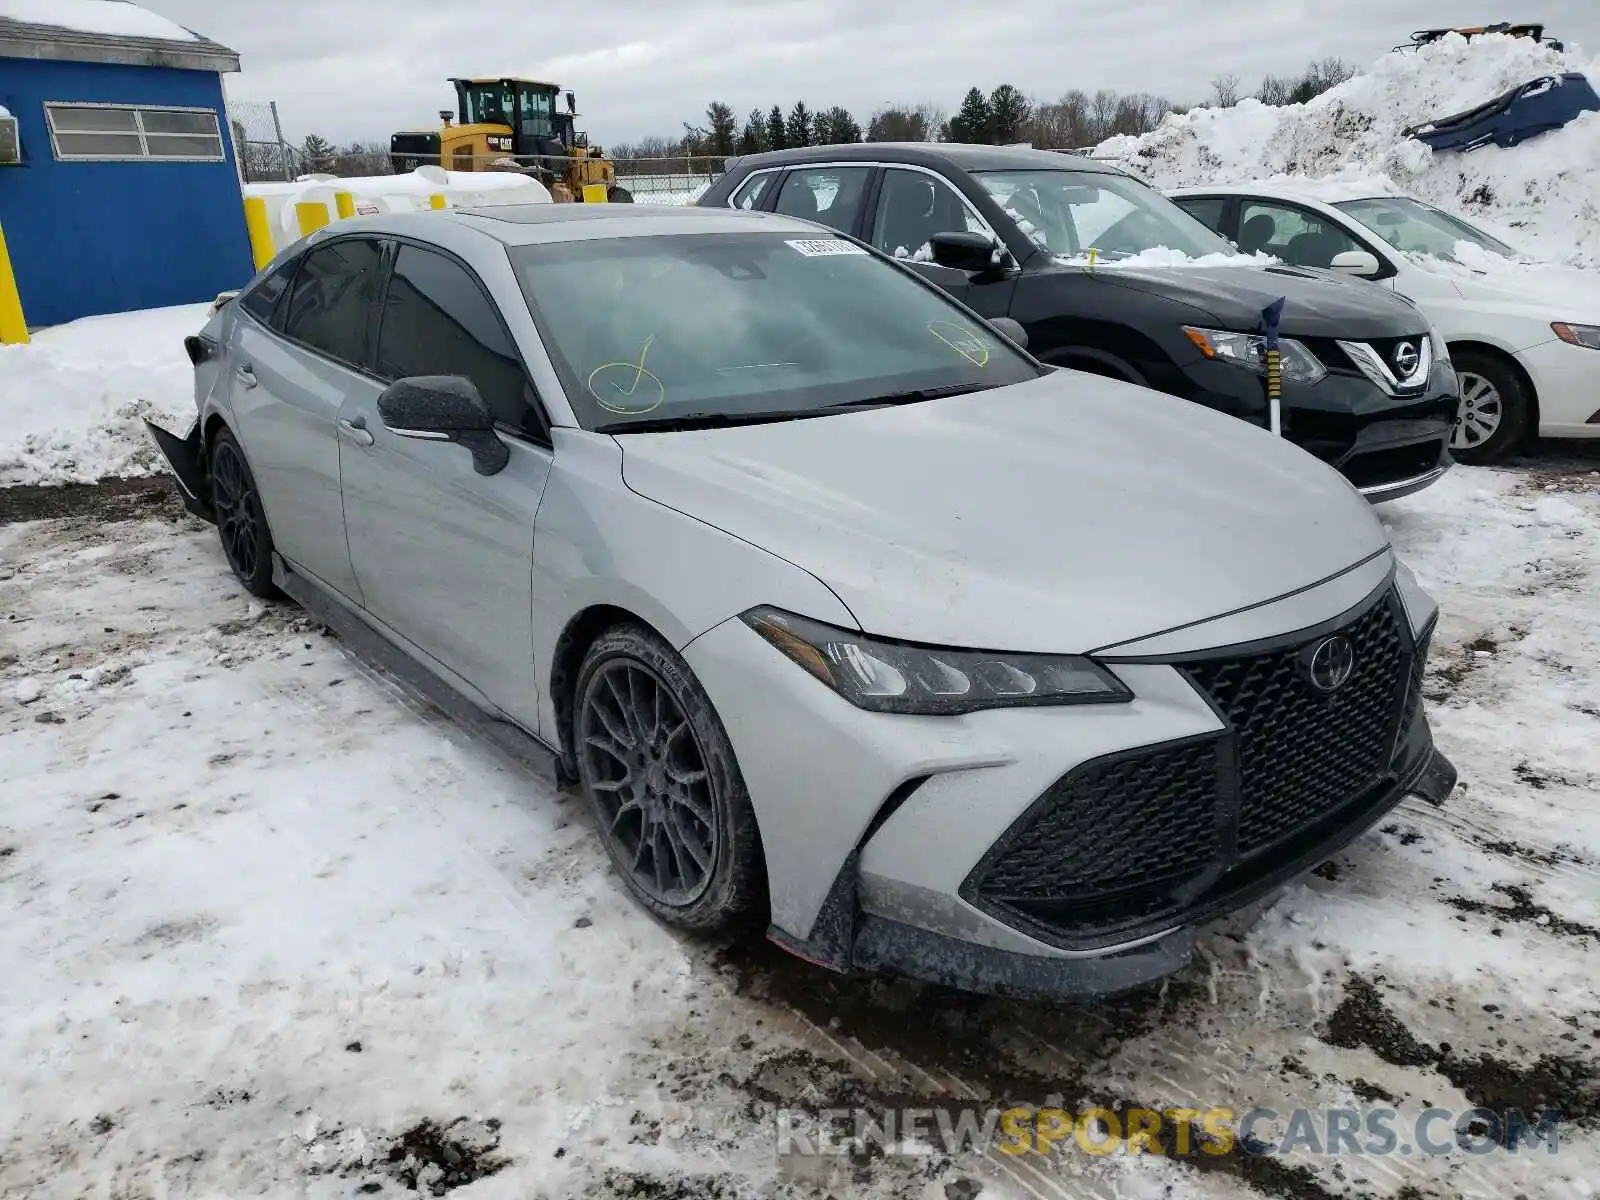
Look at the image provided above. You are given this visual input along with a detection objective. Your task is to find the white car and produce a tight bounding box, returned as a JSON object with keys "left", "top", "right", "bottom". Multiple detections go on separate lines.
{"left": 1170, "top": 181, "right": 1600, "bottom": 462}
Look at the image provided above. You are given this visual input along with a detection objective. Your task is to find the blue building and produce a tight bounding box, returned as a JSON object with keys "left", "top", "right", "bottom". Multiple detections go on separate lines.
{"left": 0, "top": 3, "right": 253, "bottom": 328}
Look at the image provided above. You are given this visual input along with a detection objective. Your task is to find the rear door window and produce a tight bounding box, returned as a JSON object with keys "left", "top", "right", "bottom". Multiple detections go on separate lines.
{"left": 773, "top": 166, "right": 872, "bottom": 235}
{"left": 374, "top": 245, "right": 534, "bottom": 431}
{"left": 280, "top": 238, "right": 385, "bottom": 368}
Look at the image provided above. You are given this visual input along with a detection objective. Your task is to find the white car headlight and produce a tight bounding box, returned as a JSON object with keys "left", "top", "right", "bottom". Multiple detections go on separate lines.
{"left": 1182, "top": 326, "right": 1328, "bottom": 385}
{"left": 742, "top": 607, "right": 1132, "bottom": 715}
{"left": 1552, "top": 322, "right": 1600, "bottom": 351}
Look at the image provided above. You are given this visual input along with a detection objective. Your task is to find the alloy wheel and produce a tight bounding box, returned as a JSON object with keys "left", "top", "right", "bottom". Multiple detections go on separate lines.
{"left": 579, "top": 660, "right": 717, "bottom": 907}
{"left": 211, "top": 440, "right": 259, "bottom": 580}
{"left": 1452, "top": 371, "right": 1504, "bottom": 451}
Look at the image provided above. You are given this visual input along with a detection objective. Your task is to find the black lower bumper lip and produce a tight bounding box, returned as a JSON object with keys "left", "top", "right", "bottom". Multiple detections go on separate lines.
{"left": 847, "top": 745, "right": 1458, "bottom": 1002}
{"left": 142, "top": 418, "right": 214, "bottom": 523}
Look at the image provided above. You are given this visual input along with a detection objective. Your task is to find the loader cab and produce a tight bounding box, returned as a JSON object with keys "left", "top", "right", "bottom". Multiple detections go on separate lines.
{"left": 451, "top": 77, "right": 567, "bottom": 157}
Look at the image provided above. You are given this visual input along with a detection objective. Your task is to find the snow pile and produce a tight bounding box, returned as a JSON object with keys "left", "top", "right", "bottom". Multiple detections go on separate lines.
{"left": 1095, "top": 34, "right": 1600, "bottom": 265}
{"left": 0, "top": 0, "right": 199, "bottom": 42}
{"left": 0, "top": 304, "right": 206, "bottom": 487}
{"left": 1051, "top": 247, "right": 1273, "bottom": 269}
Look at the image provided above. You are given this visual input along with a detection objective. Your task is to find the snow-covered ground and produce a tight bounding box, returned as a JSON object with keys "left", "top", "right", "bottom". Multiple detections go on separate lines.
{"left": 1095, "top": 33, "right": 1600, "bottom": 266}
{"left": 0, "top": 304, "right": 208, "bottom": 489}
{"left": 3, "top": 462, "right": 1598, "bottom": 1198}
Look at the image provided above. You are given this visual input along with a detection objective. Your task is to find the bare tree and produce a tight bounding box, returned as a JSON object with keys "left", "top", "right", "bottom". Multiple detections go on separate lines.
{"left": 1211, "top": 73, "right": 1243, "bottom": 108}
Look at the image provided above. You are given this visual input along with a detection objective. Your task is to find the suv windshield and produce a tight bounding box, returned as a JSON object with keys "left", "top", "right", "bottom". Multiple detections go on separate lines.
{"left": 510, "top": 232, "right": 1039, "bottom": 431}
{"left": 974, "top": 170, "right": 1235, "bottom": 263}
{"left": 1333, "top": 196, "right": 1518, "bottom": 263}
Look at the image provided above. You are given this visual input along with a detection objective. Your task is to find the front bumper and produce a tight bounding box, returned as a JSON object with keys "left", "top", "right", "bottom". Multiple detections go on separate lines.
{"left": 685, "top": 570, "right": 1454, "bottom": 1001}
{"left": 1514, "top": 337, "right": 1600, "bottom": 438}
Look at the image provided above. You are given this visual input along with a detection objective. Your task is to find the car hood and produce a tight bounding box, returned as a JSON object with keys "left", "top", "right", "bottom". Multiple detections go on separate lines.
{"left": 1438, "top": 260, "right": 1600, "bottom": 319}
{"left": 1078, "top": 261, "right": 1427, "bottom": 340}
{"left": 617, "top": 373, "right": 1390, "bottom": 654}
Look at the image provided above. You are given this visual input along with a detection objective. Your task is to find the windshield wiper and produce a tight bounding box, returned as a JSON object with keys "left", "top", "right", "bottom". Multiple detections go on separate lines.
{"left": 821, "top": 382, "right": 995, "bottom": 411}
{"left": 596, "top": 409, "right": 829, "bottom": 434}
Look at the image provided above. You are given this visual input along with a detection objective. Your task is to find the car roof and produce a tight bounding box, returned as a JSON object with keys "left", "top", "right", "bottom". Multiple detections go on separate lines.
{"left": 1169, "top": 180, "right": 1398, "bottom": 206}
{"left": 722, "top": 142, "right": 1128, "bottom": 177}
{"left": 321, "top": 202, "right": 828, "bottom": 246}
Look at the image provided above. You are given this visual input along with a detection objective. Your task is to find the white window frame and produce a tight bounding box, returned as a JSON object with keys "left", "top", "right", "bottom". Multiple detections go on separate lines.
{"left": 43, "top": 102, "right": 226, "bottom": 163}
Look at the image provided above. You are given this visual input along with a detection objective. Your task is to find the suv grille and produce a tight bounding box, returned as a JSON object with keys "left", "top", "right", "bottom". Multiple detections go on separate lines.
{"left": 968, "top": 588, "right": 1420, "bottom": 945}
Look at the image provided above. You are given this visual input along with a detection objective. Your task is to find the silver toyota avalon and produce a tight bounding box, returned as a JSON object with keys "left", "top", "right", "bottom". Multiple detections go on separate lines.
{"left": 147, "top": 203, "right": 1456, "bottom": 1000}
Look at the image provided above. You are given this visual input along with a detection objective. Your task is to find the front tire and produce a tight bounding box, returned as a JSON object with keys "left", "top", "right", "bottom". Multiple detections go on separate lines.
{"left": 1449, "top": 350, "right": 1532, "bottom": 464}
{"left": 208, "top": 427, "right": 278, "bottom": 598}
{"left": 607, "top": 184, "right": 634, "bottom": 204}
{"left": 573, "top": 624, "right": 765, "bottom": 931}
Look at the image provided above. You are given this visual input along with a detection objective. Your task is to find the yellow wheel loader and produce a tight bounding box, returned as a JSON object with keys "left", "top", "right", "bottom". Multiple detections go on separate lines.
{"left": 390, "top": 78, "right": 632, "bottom": 202}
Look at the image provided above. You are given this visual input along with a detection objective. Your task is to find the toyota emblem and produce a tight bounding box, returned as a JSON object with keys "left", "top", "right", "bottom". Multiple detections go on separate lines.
{"left": 1392, "top": 341, "right": 1420, "bottom": 377}
{"left": 1305, "top": 635, "right": 1357, "bottom": 693}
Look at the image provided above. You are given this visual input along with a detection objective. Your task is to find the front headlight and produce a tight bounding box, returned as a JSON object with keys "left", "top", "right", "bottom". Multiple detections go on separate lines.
{"left": 741, "top": 607, "right": 1132, "bottom": 715}
{"left": 1552, "top": 322, "right": 1600, "bottom": 351}
{"left": 1182, "top": 326, "right": 1328, "bottom": 385}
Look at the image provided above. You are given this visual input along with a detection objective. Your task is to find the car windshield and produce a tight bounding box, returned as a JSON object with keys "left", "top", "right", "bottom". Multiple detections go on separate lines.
{"left": 973, "top": 169, "right": 1237, "bottom": 263}
{"left": 1333, "top": 196, "right": 1519, "bottom": 263}
{"left": 510, "top": 231, "right": 1039, "bottom": 431}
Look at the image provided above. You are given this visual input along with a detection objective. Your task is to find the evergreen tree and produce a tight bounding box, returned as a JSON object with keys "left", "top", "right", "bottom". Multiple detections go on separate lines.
{"left": 988, "top": 84, "right": 1031, "bottom": 144}
{"left": 947, "top": 88, "right": 992, "bottom": 143}
{"left": 705, "top": 101, "right": 737, "bottom": 157}
{"left": 765, "top": 105, "right": 787, "bottom": 151}
{"left": 737, "top": 110, "right": 767, "bottom": 155}
{"left": 814, "top": 106, "right": 862, "bottom": 145}
{"left": 300, "top": 133, "right": 334, "bottom": 173}
{"left": 785, "top": 101, "right": 813, "bottom": 149}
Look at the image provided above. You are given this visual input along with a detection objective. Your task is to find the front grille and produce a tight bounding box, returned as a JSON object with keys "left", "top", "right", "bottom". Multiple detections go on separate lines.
{"left": 978, "top": 740, "right": 1219, "bottom": 903}
{"left": 1341, "top": 441, "right": 1445, "bottom": 490}
{"left": 1186, "top": 596, "right": 1406, "bottom": 854}
{"left": 1394, "top": 619, "right": 1434, "bottom": 758}
{"left": 967, "top": 588, "right": 1420, "bottom": 946}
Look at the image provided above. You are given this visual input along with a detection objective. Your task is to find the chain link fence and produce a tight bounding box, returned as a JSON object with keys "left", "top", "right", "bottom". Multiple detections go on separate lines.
{"left": 226, "top": 99, "right": 298, "bottom": 183}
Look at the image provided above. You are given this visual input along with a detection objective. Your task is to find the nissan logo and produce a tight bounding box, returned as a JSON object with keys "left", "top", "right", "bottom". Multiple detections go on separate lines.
{"left": 1305, "top": 635, "right": 1357, "bottom": 693}
{"left": 1392, "top": 341, "right": 1421, "bottom": 377}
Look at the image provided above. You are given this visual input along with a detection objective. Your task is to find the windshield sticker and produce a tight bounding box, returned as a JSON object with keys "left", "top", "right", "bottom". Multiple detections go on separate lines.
{"left": 928, "top": 321, "right": 991, "bottom": 367}
{"left": 587, "top": 335, "right": 667, "bottom": 415}
{"left": 785, "top": 238, "right": 868, "bottom": 257}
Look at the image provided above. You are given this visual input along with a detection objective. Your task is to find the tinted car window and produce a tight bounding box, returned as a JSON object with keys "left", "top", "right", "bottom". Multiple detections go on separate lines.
{"left": 281, "top": 238, "right": 384, "bottom": 367}
{"left": 510, "top": 231, "right": 1038, "bottom": 432}
{"left": 871, "top": 168, "right": 990, "bottom": 260}
{"left": 240, "top": 257, "right": 298, "bottom": 327}
{"left": 974, "top": 170, "right": 1231, "bottom": 261}
{"left": 773, "top": 166, "right": 871, "bottom": 234}
{"left": 730, "top": 172, "right": 776, "bottom": 210}
{"left": 375, "top": 246, "right": 531, "bottom": 429}
{"left": 1173, "top": 195, "right": 1227, "bottom": 233}
{"left": 1240, "top": 201, "right": 1365, "bottom": 268}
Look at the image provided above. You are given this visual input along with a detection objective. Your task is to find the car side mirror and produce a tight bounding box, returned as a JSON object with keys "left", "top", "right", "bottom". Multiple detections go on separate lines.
{"left": 988, "top": 316, "right": 1028, "bottom": 350}
{"left": 376, "top": 375, "right": 509, "bottom": 476}
{"left": 1329, "top": 249, "right": 1382, "bottom": 278}
{"left": 930, "top": 231, "right": 1007, "bottom": 274}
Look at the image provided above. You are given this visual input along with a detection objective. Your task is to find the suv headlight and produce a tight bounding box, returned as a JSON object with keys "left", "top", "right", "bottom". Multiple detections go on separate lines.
{"left": 1552, "top": 322, "right": 1600, "bottom": 351}
{"left": 742, "top": 607, "right": 1132, "bottom": 715}
{"left": 1182, "top": 326, "right": 1327, "bottom": 385}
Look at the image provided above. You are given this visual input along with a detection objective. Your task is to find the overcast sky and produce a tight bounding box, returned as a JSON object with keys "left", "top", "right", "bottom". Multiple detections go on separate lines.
{"left": 149, "top": 0, "right": 1599, "bottom": 147}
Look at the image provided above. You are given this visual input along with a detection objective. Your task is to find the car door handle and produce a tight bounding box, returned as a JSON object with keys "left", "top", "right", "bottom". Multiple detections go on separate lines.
{"left": 235, "top": 364, "right": 257, "bottom": 388}
{"left": 338, "top": 417, "right": 374, "bottom": 447}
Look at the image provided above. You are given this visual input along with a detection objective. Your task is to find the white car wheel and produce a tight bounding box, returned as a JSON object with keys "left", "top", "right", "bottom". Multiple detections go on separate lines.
{"left": 1452, "top": 371, "right": 1504, "bottom": 450}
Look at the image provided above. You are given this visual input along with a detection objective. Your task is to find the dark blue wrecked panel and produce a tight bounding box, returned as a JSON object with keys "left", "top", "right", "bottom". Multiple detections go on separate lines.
{"left": 1404, "top": 72, "right": 1600, "bottom": 152}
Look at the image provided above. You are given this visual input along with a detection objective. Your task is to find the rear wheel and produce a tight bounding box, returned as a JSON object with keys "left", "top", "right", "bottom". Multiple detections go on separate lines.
{"left": 573, "top": 624, "right": 764, "bottom": 931}
{"left": 208, "top": 427, "right": 278, "bottom": 598}
{"left": 1449, "top": 349, "right": 1532, "bottom": 464}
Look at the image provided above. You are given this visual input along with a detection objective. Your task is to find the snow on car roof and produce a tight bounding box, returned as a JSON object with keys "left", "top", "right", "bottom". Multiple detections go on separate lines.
{"left": 1171, "top": 175, "right": 1405, "bottom": 205}
{"left": 0, "top": 0, "right": 199, "bottom": 42}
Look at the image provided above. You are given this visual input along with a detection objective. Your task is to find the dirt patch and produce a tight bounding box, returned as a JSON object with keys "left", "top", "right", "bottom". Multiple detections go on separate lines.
{"left": 1443, "top": 883, "right": 1600, "bottom": 941}
{"left": 1322, "top": 976, "right": 1438, "bottom": 1068}
{"left": 591, "top": 1170, "right": 743, "bottom": 1199}
{"left": 1476, "top": 838, "right": 1594, "bottom": 872}
{"left": 1424, "top": 626, "right": 1528, "bottom": 703}
{"left": 1349, "top": 1078, "right": 1400, "bottom": 1104}
{"left": 381, "top": 1118, "right": 508, "bottom": 1195}
{"left": 0, "top": 476, "right": 180, "bottom": 526}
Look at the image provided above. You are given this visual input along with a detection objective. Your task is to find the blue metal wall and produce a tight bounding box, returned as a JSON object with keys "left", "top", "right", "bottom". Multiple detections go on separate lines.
{"left": 0, "top": 57, "right": 254, "bottom": 327}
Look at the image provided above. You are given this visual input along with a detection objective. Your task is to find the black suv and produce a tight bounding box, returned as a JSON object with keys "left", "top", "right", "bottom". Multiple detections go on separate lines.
{"left": 699, "top": 144, "right": 1458, "bottom": 503}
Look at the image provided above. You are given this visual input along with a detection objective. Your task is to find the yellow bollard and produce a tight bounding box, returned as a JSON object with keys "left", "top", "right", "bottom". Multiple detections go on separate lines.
{"left": 334, "top": 191, "right": 356, "bottom": 220}
{"left": 0, "top": 219, "right": 29, "bottom": 346}
{"left": 242, "top": 196, "right": 275, "bottom": 270}
{"left": 428, "top": 193, "right": 447, "bottom": 210}
{"left": 582, "top": 183, "right": 608, "bottom": 204}
{"left": 295, "top": 201, "right": 330, "bottom": 237}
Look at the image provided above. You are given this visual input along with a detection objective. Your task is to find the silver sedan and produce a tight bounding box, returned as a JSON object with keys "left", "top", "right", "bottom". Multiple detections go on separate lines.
{"left": 148, "top": 203, "right": 1456, "bottom": 999}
